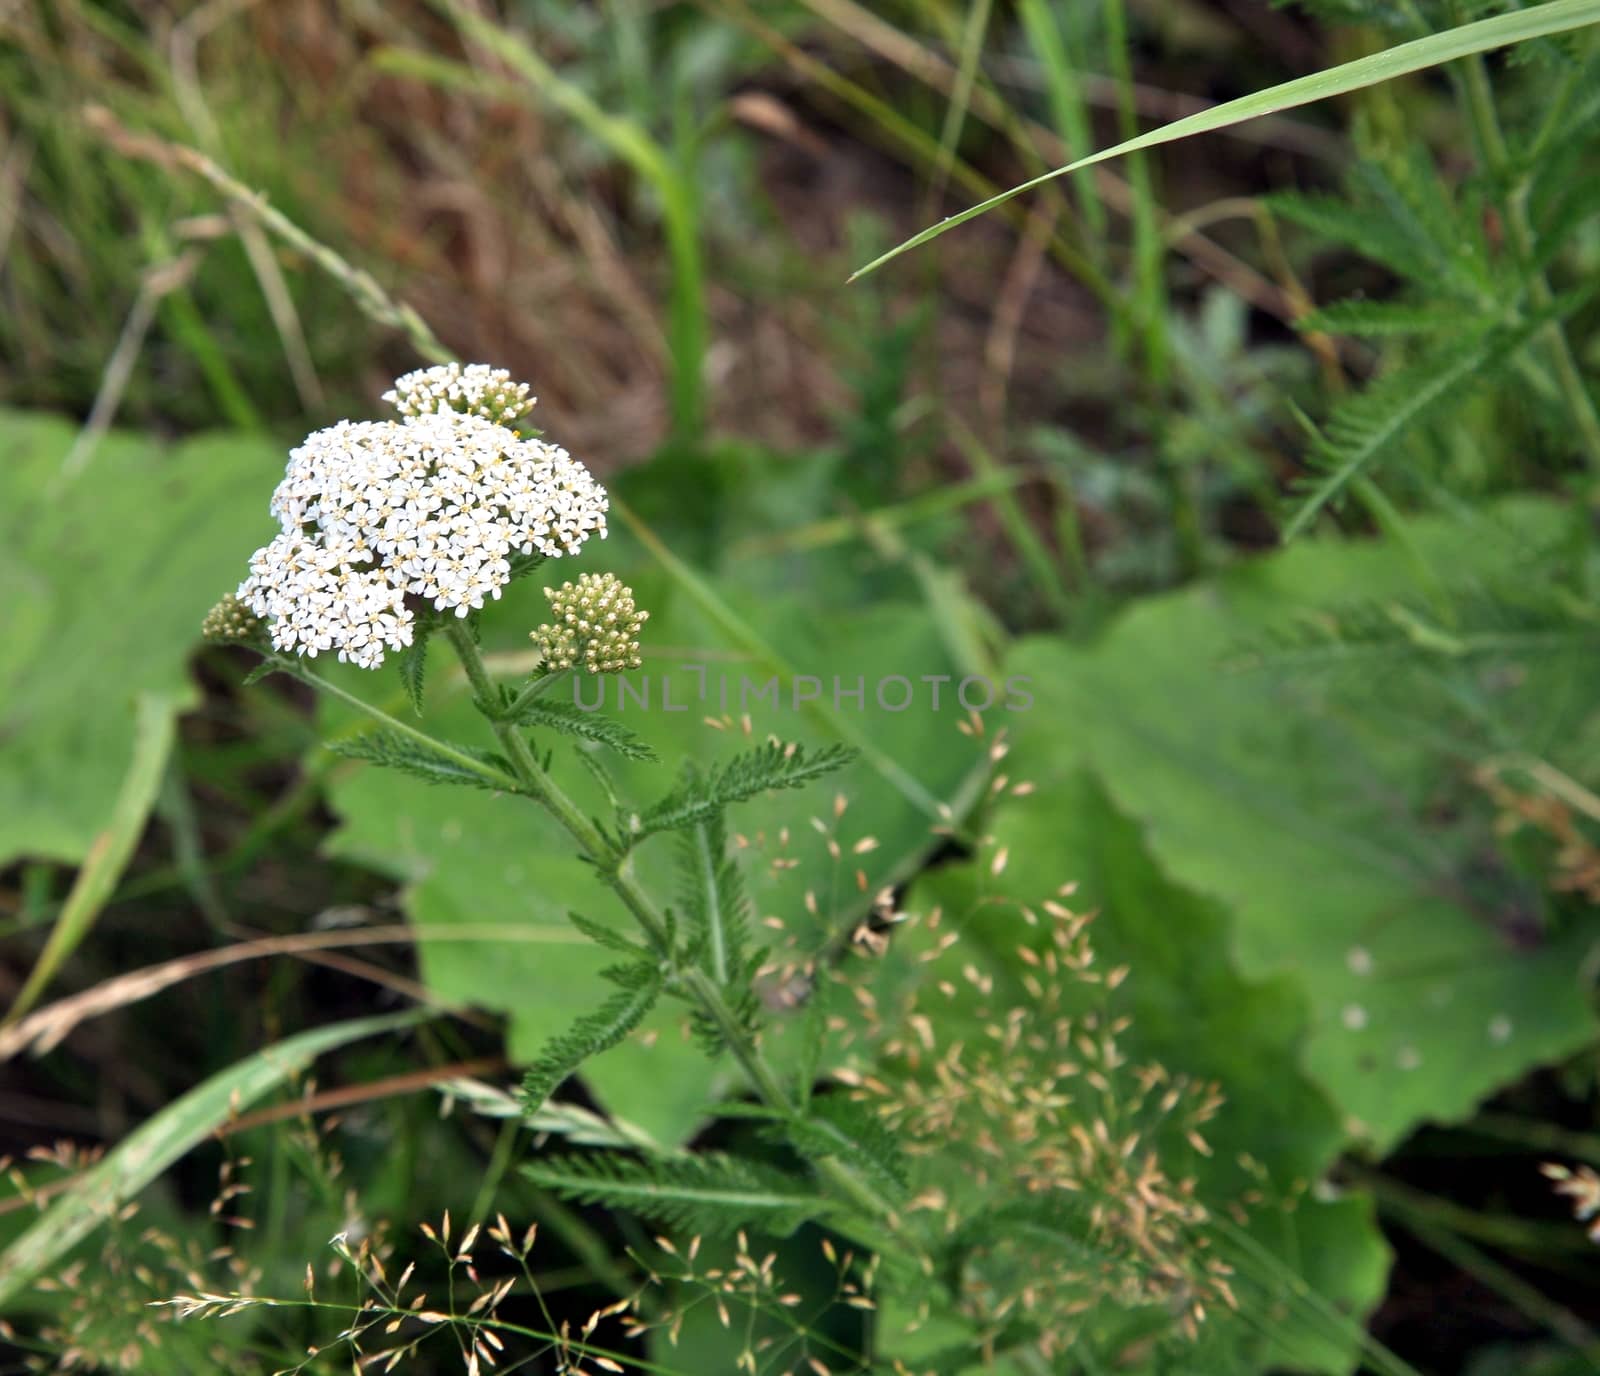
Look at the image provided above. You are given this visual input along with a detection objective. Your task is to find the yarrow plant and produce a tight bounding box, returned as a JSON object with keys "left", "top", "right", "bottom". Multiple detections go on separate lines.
{"left": 202, "top": 363, "right": 1229, "bottom": 1372}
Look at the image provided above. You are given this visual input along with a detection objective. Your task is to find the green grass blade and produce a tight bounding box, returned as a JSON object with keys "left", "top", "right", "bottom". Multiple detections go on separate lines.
{"left": 414, "top": 0, "right": 707, "bottom": 444}
{"left": 5, "top": 692, "right": 177, "bottom": 1023}
{"left": 0, "top": 1009, "right": 427, "bottom": 1305}
{"left": 850, "top": 0, "right": 1600, "bottom": 280}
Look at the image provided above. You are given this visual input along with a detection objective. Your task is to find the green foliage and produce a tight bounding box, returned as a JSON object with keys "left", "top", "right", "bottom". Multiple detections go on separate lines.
{"left": 520, "top": 963, "right": 664, "bottom": 1113}
{"left": 674, "top": 803, "right": 761, "bottom": 1051}
{"left": 636, "top": 741, "right": 858, "bottom": 840}
{"left": 776, "top": 1095, "right": 909, "bottom": 1198}
{"left": 0, "top": 1010, "right": 426, "bottom": 1306}
{"left": 871, "top": 770, "right": 1391, "bottom": 1373}
{"left": 324, "top": 540, "right": 983, "bottom": 1142}
{"left": 1296, "top": 299, "right": 1477, "bottom": 338}
{"left": 0, "top": 410, "right": 283, "bottom": 866}
{"left": 396, "top": 615, "right": 437, "bottom": 716}
{"left": 326, "top": 729, "right": 513, "bottom": 792}
{"left": 522, "top": 1151, "right": 828, "bottom": 1237}
{"left": 1000, "top": 498, "right": 1598, "bottom": 1150}
{"left": 1283, "top": 310, "right": 1565, "bottom": 539}
{"left": 504, "top": 694, "right": 657, "bottom": 761}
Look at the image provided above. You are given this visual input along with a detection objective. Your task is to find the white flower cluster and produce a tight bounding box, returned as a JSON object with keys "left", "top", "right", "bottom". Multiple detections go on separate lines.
{"left": 238, "top": 371, "right": 607, "bottom": 669}
{"left": 383, "top": 362, "right": 536, "bottom": 426}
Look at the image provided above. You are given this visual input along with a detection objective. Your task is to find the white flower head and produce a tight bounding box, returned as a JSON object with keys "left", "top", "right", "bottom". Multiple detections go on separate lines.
{"left": 238, "top": 374, "right": 606, "bottom": 669}
{"left": 383, "top": 363, "right": 536, "bottom": 426}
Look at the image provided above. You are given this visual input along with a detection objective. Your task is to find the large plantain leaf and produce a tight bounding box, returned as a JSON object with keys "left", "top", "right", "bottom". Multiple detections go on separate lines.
{"left": 0, "top": 410, "right": 285, "bottom": 866}
{"left": 1001, "top": 498, "right": 1598, "bottom": 1150}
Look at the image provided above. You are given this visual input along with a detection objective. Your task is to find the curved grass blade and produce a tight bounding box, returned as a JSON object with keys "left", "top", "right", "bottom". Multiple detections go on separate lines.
{"left": 5, "top": 692, "right": 177, "bottom": 1023}
{"left": 0, "top": 1009, "right": 427, "bottom": 1305}
{"left": 850, "top": 0, "right": 1600, "bottom": 280}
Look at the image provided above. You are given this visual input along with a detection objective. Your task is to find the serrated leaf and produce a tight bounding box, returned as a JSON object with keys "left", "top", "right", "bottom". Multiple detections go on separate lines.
{"left": 326, "top": 730, "right": 514, "bottom": 792}
{"left": 677, "top": 804, "right": 751, "bottom": 988}
{"left": 505, "top": 695, "right": 657, "bottom": 761}
{"left": 636, "top": 742, "right": 857, "bottom": 840}
{"left": 567, "top": 910, "right": 654, "bottom": 959}
{"left": 1283, "top": 305, "right": 1573, "bottom": 541}
{"left": 1298, "top": 299, "right": 1472, "bottom": 338}
{"left": 522, "top": 1151, "right": 828, "bottom": 1236}
{"left": 397, "top": 617, "right": 437, "bottom": 716}
{"left": 780, "top": 1094, "right": 909, "bottom": 1195}
{"left": 521, "top": 965, "right": 663, "bottom": 1112}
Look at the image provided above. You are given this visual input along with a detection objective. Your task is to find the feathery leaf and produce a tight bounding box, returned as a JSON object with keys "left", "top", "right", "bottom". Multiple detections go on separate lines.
{"left": 522, "top": 1151, "right": 828, "bottom": 1236}
{"left": 1283, "top": 300, "right": 1579, "bottom": 541}
{"left": 504, "top": 696, "right": 656, "bottom": 761}
{"left": 778, "top": 1094, "right": 910, "bottom": 1196}
{"left": 396, "top": 615, "right": 437, "bottom": 716}
{"left": 1298, "top": 299, "right": 1476, "bottom": 338}
{"left": 636, "top": 742, "right": 857, "bottom": 840}
{"left": 326, "top": 730, "right": 513, "bottom": 792}
{"left": 520, "top": 964, "right": 662, "bottom": 1112}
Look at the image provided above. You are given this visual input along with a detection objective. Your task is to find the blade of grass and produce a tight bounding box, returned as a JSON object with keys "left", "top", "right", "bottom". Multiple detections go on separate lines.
{"left": 923, "top": 0, "right": 994, "bottom": 218}
{"left": 0, "top": 1008, "right": 428, "bottom": 1306}
{"left": 1016, "top": 0, "right": 1105, "bottom": 246}
{"left": 411, "top": 1, "right": 707, "bottom": 446}
{"left": 851, "top": 0, "right": 1600, "bottom": 279}
{"left": 4, "top": 692, "right": 177, "bottom": 1024}
{"left": 948, "top": 415, "right": 1075, "bottom": 625}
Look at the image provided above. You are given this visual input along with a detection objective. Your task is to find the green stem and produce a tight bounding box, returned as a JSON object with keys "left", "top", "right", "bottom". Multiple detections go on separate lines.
{"left": 437, "top": 622, "right": 916, "bottom": 1241}
{"left": 503, "top": 669, "right": 571, "bottom": 720}
{"left": 1457, "top": 50, "right": 1600, "bottom": 473}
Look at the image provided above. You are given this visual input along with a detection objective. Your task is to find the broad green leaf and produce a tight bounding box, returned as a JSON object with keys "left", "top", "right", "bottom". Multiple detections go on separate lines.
{"left": 851, "top": 0, "right": 1600, "bottom": 279}
{"left": 1002, "top": 498, "right": 1597, "bottom": 1149}
{"left": 0, "top": 410, "right": 285, "bottom": 865}
{"left": 0, "top": 1009, "right": 426, "bottom": 1306}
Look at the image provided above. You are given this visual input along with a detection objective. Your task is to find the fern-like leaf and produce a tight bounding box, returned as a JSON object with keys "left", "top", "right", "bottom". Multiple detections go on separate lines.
{"left": 778, "top": 1094, "right": 909, "bottom": 1196}
{"left": 520, "top": 964, "right": 662, "bottom": 1112}
{"left": 1267, "top": 191, "right": 1449, "bottom": 289}
{"left": 636, "top": 742, "right": 856, "bottom": 840}
{"left": 677, "top": 804, "right": 752, "bottom": 987}
{"left": 1298, "top": 298, "right": 1471, "bottom": 338}
{"left": 1283, "top": 304, "right": 1571, "bottom": 542}
{"left": 566, "top": 910, "right": 654, "bottom": 960}
{"left": 396, "top": 612, "right": 439, "bottom": 716}
{"left": 504, "top": 697, "right": 656, "bottom": 761}
{"left": 326, "top": 730, "right": 513, "bottom": 792}
{"left": 671, "top": 800, "right": 762, "bottom": 1051}
{"left": 522, "top": 1151, "right": 828, "bottom": 1236}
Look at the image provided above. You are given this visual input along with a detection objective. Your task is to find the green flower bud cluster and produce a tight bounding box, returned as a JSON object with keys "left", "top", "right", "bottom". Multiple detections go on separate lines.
{"left": 532, "top": 572, "right": 647, "bottom": 674}
{"left": 201, "top": 593, "right": 264, "bottom": 645}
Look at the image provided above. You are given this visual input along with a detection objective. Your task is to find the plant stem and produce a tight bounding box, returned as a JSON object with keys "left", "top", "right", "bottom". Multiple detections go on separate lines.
{"left": 503, "top": 669, "right": 571, "bottom": 720}
{"left": 1457, "top": 50, "right": 1600, "bottom": 473}
{"left": 437, "top": 622, "right": 913, "bottom": 1238}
